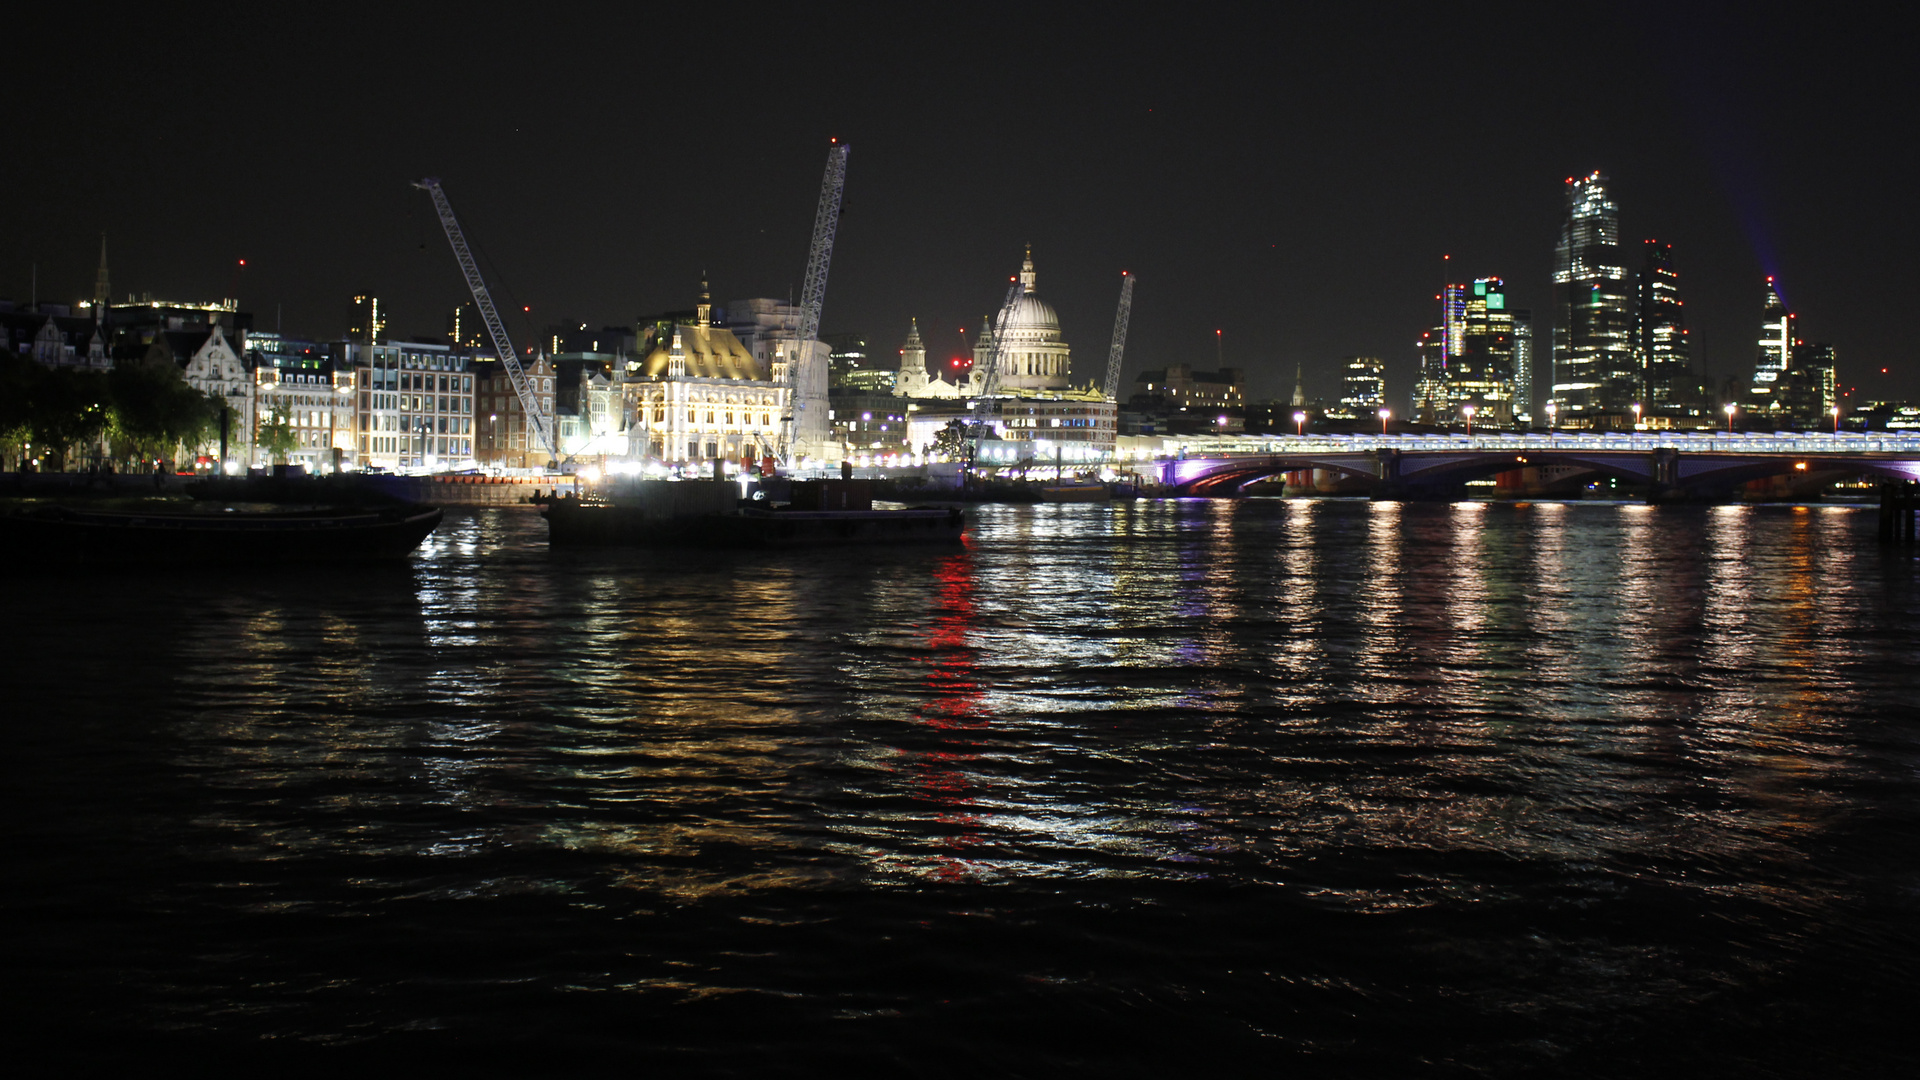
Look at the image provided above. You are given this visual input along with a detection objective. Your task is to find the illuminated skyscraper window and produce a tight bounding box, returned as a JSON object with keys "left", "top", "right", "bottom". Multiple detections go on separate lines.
{"left": 1551, "top": 172, "right": 1634, "bottom": 425}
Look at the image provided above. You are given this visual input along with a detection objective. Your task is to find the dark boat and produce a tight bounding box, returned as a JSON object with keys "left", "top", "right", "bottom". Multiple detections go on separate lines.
{"left": 542, "top": 478, "right": 964, "bottom": 548}
{"left": 0, "top": 503, "right": 444, "bottom": 563}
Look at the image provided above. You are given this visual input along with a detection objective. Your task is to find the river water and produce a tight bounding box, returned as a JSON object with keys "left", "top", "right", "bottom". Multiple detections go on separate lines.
{"left": 5, "top": 499, "right": 1916, "bottom": 1076}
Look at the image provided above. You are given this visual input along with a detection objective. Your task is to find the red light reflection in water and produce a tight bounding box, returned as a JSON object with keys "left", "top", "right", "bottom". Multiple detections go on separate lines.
{"left": 910, "top": 552, "right": 988, "bottom": 882}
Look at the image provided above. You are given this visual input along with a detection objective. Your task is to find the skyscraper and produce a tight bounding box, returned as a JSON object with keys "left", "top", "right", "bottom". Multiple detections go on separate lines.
{"left": 348, "top": 293, "right": 385, "bottom": 346}
{"left": 1552, "top": 172, "right": 1634, "bottom": 426}
{"left": 1415, "top": 278, "right": 1518, "bottom": 426}
{"left": 1338, "top": 356, "right": 1384, "bottom": 418}
{"left": 1412, "top": 283, "right": 1466, "bottom": 421}
{"left": 1635, "top": 241, "right": 1693, "bottom": 413}
{"left": 1453, "top": 277, "right": 1518, "bottom": 426}
{"left": 1510, "top": 309, "right": 1534, "bottom": 424}
{"left": 1746, "top": 277, "right": 1794, "bottom": 418}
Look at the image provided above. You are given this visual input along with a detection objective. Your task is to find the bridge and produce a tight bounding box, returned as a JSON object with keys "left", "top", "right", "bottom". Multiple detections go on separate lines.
{"left": 1142, "top": 432, "right": 1920, "bottom": 500}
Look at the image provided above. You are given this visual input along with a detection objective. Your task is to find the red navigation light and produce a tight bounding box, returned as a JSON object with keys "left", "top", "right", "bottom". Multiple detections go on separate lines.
{"left": 238, "top": 259, "right": 246, "bottom": 266}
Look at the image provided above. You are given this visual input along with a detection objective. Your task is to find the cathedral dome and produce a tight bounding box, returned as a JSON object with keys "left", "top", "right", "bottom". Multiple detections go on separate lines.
{"left": 1004, "top": 293, "right": 1059, "bottom": 334}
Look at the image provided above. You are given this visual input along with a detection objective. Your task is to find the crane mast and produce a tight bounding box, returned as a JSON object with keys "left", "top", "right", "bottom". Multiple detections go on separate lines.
{"left": 966, "top": 280, "right": 1026, "bottom": 469}
{"left": 414, "top": 177, "right": 558, "bottom": 464}
{"left": 1102, "top": 272, "right": 1136, "bottom": 403}
{"left": 777, "top": 140, "right": 850, "bottom": 465}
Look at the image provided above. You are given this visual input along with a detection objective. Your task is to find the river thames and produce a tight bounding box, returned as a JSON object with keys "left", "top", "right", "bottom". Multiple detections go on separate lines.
{"left": 4, "top": 499, "right": 1914, "bottom": 1076}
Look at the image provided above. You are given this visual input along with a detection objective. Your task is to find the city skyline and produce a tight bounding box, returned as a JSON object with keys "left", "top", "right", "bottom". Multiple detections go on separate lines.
{"left": 6, "top": 7, "right": 1912, "bottom": 408}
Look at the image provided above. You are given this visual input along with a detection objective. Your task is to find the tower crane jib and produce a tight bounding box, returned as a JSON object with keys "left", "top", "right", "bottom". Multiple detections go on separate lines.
{"left": 778, "top": 140, "right": 849, "bottom": 464}
{"left": 1103, "top": 272, "right": 1136, "bottom": 403}
{"left": 413, "top": 177, "right": 558, "bottom": 464}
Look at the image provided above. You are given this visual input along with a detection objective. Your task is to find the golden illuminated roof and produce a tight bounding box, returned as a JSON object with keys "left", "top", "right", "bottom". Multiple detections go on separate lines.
{"left": 638, "top": 324, "right": 766, "bottom": 381}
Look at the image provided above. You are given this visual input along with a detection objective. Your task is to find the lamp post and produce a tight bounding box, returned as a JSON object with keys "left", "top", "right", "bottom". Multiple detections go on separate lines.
{"left": 1463, "top": 404, "right": 1476, "bottom": 438}
{"left": 1545, "top": 401, "right": 1557, "bottom": 447}
{"left": 1378, "top": 407, "right": 1391, "bottom": 437}
{"left": 1293, "top": 410, "right": 1306, "bottom": 437}
{"left": 1631, "top": 402, "right": 1642, "bottom": 429}
{"left": 1831, "top": 406, "right": 1842, "bottom": 436}
{"left": 1724, "top": 402, "right": 1737, "bottom": 433}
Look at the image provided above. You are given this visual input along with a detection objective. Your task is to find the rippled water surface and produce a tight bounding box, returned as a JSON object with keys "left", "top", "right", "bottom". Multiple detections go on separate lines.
{"left": 6, "top": 499, "right": 1917, "bottom": 1076}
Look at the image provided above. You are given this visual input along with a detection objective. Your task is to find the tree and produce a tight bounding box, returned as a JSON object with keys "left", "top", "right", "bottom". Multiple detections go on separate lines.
{"left": 25, "top": 365, "right": 113, "bottom": 470}
{"left": 931, "top": 419, "right": 969, "bottom": 461}
{"left": 109, "top": 359, "right": 217, "bottom": 464}
{"left": 257, "top": 405, "right": 298, "bottom": 464}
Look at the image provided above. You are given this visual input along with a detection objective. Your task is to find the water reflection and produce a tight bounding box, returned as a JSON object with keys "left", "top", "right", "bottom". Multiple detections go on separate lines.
{"left": 7, "top": 500, "right": 1911, "bottom": 1066}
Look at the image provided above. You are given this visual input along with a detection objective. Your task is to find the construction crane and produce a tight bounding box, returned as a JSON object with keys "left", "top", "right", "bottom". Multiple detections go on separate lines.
{"left": 1102, "top": 271, "right": 1137, "bottom": 403}
{"left": 414, "top": 177, "right": 558, "bottom": 464}
{"left": 777, "top": 139, "right": 850, "bottom": 466}
{"left": 966, "top": 279, "right": 1027, "bottom": 471}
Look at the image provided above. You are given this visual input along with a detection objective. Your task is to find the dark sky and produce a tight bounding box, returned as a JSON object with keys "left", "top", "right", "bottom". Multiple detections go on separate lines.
{"left": 10, "top": 3, "right": 1914, "bottom": 407}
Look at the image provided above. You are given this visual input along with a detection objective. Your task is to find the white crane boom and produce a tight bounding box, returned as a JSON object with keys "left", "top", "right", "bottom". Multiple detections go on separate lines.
{"left": 777, "top": 140, "right": 849, "bottom": 464}
{"left": 414, "top": 177, "right": 558, "bottom": 463}
{"left": 1102, "top": 272, "right": 1136, "bottom": 403}
{"left": 966, "top": 280, "right": 1026, "bottom": 469}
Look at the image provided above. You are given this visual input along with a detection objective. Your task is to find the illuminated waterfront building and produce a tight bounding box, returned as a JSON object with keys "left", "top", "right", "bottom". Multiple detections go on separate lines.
{"left": 1551, "top": 172, "right": 1634, "bottom": 425}
{"left": 620, "top": 286, "right": 786, "bottom": 467}
{"left": 364, "top": 340, "right": 483, "bottom": 471}
{"left": 252, "top": 334, "right": 356, "bottom": 470}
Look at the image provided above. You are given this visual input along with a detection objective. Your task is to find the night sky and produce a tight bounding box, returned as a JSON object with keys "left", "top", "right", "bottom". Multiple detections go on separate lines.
{"left": 10, "top": 4, "right": 1914, "bottom": 407}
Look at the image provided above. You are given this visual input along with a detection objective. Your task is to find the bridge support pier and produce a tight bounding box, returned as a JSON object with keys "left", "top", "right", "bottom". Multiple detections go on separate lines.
{"left": 1367, "top": 450, "right": 1466, "bottom": 501}
{"left": 1881, "top": 481, "right": 1918, "bottom": 544}
{"left": 1645, "top": 447, "right": 1688, "bottom": 503}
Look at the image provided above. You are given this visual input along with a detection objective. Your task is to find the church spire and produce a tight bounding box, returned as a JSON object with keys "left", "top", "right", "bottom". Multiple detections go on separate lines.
{"left": 1019, "top": 244, "right": 1036, "bottom": 295}
{"left": 696, "top": 275, "right": 712, "bottom": 327}
{"left": 904, "top": 316, "right": 923, "bottom": 349}
{"left": 93, "top": 232, "right": 111, "bottom": 319}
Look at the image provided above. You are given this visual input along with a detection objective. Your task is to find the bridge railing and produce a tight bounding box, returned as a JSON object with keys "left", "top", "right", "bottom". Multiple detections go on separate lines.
{"left": 1128, "top": 431, "right": 1920, "bottom": 460}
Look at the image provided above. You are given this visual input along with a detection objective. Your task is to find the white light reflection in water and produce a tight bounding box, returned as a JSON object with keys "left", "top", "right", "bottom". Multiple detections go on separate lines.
{"left": 1353, "top": 500, "right": 1406, "bottom": 703}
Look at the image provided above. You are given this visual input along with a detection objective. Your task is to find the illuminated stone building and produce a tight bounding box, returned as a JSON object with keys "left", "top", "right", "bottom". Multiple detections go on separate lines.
{"left": 152, "top": 322, "right": 252, "bottom": 460}
{"left": 252, "top": 336, "right": 355, "bottom": 469}
{"left": 973, "top": 248, "right": 1072, "bottom": 393}
{"left": 361, "top": 340, "right": 483, "bottom": 471}
{"left": 1552, "top": 172, "right": 1634, "bottom": 426}
{"left": 475, "top": 350, "right": 551, "bottom": 469}
{"left": 621, "top": 290, "right": 786, "bottom": 468}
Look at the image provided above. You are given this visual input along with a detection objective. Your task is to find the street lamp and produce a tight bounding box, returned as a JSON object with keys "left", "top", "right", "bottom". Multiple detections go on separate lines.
{"left": 1631, "top": 402, "right": 1642, "bottom": 429}
{"left": 1724, "top": 402, "right": 1737, "bottom": 433}
{"left": 1545, "top": 401, "right": 1557, "bottom": 446}
{"left": 1831, "top": 406, "right": 1842, "bottom": 435}
{"left": 1463, "top": 404, "right": 1476, "bottom": 438}
{"left": 1293, "top": 410, "right": 1306, "bottom": 437}
{"left": 1378, "top": 407, "right": 1391, "bottom": 436}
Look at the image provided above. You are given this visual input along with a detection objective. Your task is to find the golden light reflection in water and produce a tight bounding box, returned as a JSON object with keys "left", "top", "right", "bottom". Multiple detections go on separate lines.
{"left": 123, "top": 501, "right": 1895, "bottom": 911}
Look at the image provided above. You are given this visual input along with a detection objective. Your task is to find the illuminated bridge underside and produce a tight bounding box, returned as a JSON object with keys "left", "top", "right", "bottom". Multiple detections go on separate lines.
{"left": 1163, "top": 440, "right": 1920, "bottom": 496}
